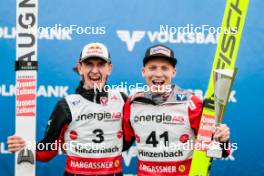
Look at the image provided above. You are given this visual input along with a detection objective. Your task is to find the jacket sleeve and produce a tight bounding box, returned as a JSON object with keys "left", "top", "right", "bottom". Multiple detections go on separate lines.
{"left": 36, "top": 98, "right": 72, "bottom": 161}
{"left": 122, "top": 97, "right": 135, "bottom": 151}
{"left": 188, "top": 95, "right": 203, "bottom": 135}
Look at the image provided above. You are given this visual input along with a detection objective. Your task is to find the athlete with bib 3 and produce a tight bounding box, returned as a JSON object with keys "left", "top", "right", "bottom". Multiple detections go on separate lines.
{"left": 8, "top": 42, "right": 132, "bottom": 176}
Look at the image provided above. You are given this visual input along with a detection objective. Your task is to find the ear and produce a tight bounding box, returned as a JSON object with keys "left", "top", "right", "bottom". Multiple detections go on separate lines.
{"left": 141, "top": 67, "right": 146, "bottom": 77}
{"left": 107, "top": 63, "right": 113, "bottom": 75}
{"left": 172, "top": 68, "right": 177, "bottom": 78}
{"left": 77, "top": 62, "right": 83, "bottom": 75}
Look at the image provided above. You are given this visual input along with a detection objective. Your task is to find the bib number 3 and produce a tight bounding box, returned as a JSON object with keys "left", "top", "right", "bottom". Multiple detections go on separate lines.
{"left": 92, "top": 129, "right": 104, "bottom": 143}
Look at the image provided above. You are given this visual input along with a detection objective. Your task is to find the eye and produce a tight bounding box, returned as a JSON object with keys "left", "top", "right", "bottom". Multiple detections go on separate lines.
{"left": 83, "top": 62, "right": 93, "bottom": 68}
{"left": 98, "top": 62, "right": 106, "bottom": 67}
{"left": 161, "top": 66, "right": 169, "bottom": 71}
{"left": 148, "top": 65, "right": 157, "bottom": 71}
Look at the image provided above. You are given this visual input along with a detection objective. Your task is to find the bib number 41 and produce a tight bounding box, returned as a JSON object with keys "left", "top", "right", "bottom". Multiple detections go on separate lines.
{"left": 146, "top": 131, "right": 169, "bottom": 147}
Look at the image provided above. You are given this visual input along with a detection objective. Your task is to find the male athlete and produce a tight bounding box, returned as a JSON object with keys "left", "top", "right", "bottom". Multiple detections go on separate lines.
{"left": 8, "top": 42, "right": 132, "bottom": 176}
{"left": 123, "top": 44, "right": 230, "bottom": 175}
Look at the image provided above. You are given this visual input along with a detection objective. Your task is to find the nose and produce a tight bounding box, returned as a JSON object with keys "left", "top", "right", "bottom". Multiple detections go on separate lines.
{"left": 155, "top": 68, "right": 163, "bottom": 77}
{"left": 90, "top": 65, "right": 99, "bottom": 73}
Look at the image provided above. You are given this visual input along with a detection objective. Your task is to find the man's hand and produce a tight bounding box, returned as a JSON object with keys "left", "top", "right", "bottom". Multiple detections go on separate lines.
{"left": 7, "top": 135, "right": 26, "bottom": 153}
{"left": 213, "top": 124, "right": 230, "bottom": 143}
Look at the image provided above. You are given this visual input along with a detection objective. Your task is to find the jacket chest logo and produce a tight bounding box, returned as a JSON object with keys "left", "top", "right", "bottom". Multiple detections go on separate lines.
{"left": 100, "top": 97, "right": 108, "bottom": 105}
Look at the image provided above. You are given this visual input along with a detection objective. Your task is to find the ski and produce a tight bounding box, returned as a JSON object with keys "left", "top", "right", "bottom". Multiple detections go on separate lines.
{"left": 15, "top": 0, "right": 38, "bottom": 176}
{"left": 189, "top": 0, "right": 249, "bottom": 175}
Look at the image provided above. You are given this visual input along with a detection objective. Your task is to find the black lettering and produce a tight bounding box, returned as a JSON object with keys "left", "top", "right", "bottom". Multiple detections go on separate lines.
{"left": 219, "top": 52, "right": 231, "bottom": 66}
{"left": 166, "top": 115, "right": 172, "bottom": 121}
{"left": 18, "top": 51, "right": 35, "bottom": 61}
{"left": 221, "top": 33, "right": 236, "bottom": 59}
{"left": 81, "top": 114, "right": 87, "bottom": 120}
{"left": 216, "top": 58, "right": 221, "bottom": 69}
{"left": 146, "top": 115, "right": 151, "bottom": 121}
{"left": 134, "top": 116, "right": 139, "bottom": 122}
{"left": 156, "top": 114, "right": 162, "bottom": 123}
{"left": 87, "top": 113, "right": 92, "bottom": 119}
{"left": 18, "top": 13, "right": 35, "bottom": 29}
{"left": 134, "top": 113, "right": 174, "bottom": 123}
{"left": 92, "top": 129, "right": 104, "bottom": 143}
{"left": 146, "top": 131, "right": 159, "bottom": 147}
{"left": 105, "top": 112, "right": 111, "bottom": 119}
{"left": 19, "top": 0, "right": 35, "bottom": 7}
{"left": 227, "top": 8, "right": 241, "bottom": 32}
{"left": 18, "top": 33, "right": 35, "bottom": 47}
{"left": 97, "top": 113, "right": 104, "bottom": 121}
{"left": 204, "top": 96, "right": 215, "bottom": 109}
{"left": 230, "top": 0, "right": 242, "bottom": 15}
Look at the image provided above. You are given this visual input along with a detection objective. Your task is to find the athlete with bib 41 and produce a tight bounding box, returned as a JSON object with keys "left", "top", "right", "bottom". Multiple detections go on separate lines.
{"left": 8, "top": 42, "right": 132, "bottom": 176}
{"left": 123, "top": 44, "right": 231, "bottom": 176}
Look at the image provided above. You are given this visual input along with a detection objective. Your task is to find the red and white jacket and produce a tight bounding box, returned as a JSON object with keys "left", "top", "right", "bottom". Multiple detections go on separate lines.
{"left": 123, "top": 85, "right": 229, "bottom": 176}
{"left": 35, "top": 82, "right": 132, "bottom": 176}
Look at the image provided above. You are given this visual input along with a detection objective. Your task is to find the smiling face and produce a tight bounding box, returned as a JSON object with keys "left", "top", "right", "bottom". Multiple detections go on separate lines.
{"left": 142, "top": 58, "right": 176, "bottom": 93}
{"left": 77, "top": 58, "right": 112, "bottom": 90}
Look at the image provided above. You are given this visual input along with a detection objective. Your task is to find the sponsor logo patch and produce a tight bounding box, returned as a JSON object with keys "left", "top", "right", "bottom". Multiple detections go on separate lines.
{"left": 176, "top": 94, "right": 187, "bottom": 101}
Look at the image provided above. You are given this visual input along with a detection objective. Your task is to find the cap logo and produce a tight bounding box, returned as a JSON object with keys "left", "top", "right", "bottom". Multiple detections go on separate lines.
{"left": 150, "top": 46, "right": 171, "bottom": 57}
{"left": 86, "top": 45, "right": 103, "bottom": 55}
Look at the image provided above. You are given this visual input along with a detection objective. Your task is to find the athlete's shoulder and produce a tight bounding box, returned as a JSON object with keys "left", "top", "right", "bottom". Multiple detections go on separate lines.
{"left": 54, "top": 97, "right": 68, "bottom": 110}
{"left": 171, "top": 85, "right": 193, "bottom": 102}
{"left": 130, "top": 92, "right": 155, "bottom": 105}
{"left": 107, "top": 89, "right": 127, "bottom": 104}
{"left": 172, "top": 85, "right": 203, "bottom": 107}
{"left": 190, "top": 94, "right": 203, "bottom": 104}
{"left": 64, "top": 94, "right": 83, "bottom": 107}
{"left": 64, "top": 93, "right": 82, "bottom": 100}
{"left": 131, "top": 92, "right": 145, "bottom": 101}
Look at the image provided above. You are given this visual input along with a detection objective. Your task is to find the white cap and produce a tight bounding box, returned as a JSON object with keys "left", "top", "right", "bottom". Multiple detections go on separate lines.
{"left": 80, "top": 42, "right": 111, "bottom": 63}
